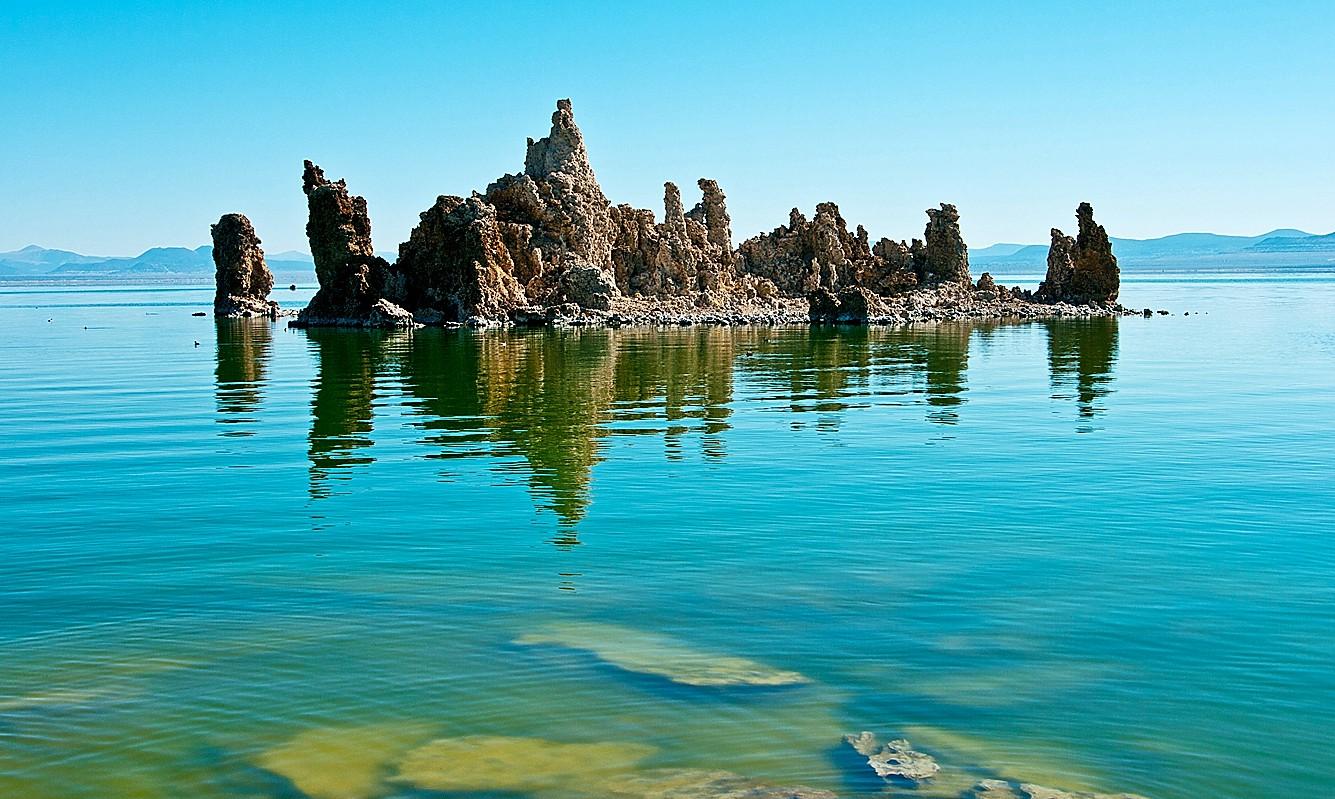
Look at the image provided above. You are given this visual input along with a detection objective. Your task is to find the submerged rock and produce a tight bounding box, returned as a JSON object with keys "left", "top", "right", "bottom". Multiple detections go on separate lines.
{"left": 515, "top": 621, "right": 810, "bottom": 687}
{"left": 211, "top": 213, "right": 277, "bottom": 318}
{"left": 393, "top": 735, "right": 655, "bottom": 794}
{"left": 255, "top": 723, "right": 432, "bottom": 799}
{"left": 1038, "top": 203, "right": 1119, "bottom": 305}
{"left": 843, "top": 731, "right": 940, "bottom": 784}
{"left": 601, "top": 768, "right": 838, "bottom": 799}
{"left": 969, "top": 779, "right": 1150, "bottom": 799}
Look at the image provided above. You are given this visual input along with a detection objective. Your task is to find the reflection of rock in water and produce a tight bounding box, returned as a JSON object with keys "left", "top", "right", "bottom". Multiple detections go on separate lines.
{"left": 918, "top": 324, "right": 973, "bottom": 426}
{"left": 1045, "top": 317, "right": 1118, "bottom": 425}
{"left": 396, "top": 328, "right": 739, "bottom": 531}
{"left": 481, "top": 331, "right": 616, "bottom": 530}
{"left": 736, "top": 324, "right": 981, "bottom": 429}
{"left": 735, "top": 327, "right": 874, "bottom": 432}
{"left": 214, "top": 319, "right": 272, "bottom": 436}
{"left": 612, "top": 327, "right": 736, "bottom": 460}
{"left": 307, "top": 330, "right": 394, "bottom": 498}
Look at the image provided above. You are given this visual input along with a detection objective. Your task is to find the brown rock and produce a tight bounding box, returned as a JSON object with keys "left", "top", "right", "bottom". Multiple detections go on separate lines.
{"left": 211, "top": 213, "right": 277, "bottom": 318}
{"left": 1038, "top": 203, "right": 1119, "bottom": 305}
{"left": 394, "top": 194, "right": 528, "bottom": 324}
{"left": 922, "top": 203, "right": 971, "bottom": 285}
{"left": 296, "top": 160, "right": 406, "bottom": 326}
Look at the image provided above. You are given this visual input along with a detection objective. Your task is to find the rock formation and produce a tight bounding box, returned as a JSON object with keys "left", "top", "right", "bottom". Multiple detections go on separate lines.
{"left": 970, "top": 778, "right": 1150, "bottom": 799}
{"left": 1038, "top": 203, "right": 1120, "bottom": 305}
{"left": 295, "top": 161, "right": 414, "bottom": 327}
{"left": 921, "top": 203, "right": 971, "bottom": 285}
{"left": 282, "top": 99, "right": 1123, "bottom": 328}
{"left": 211, "top": 213, "right": 277, "bottom": 318}
{"left": 843, "top": 732, "right": 940, "bottom": 784}
{"left": 736, "top": 203, "right": 919, "bottom": 297}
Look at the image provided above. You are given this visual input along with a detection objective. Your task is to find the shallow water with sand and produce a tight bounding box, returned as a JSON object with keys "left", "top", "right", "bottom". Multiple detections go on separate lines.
{"left": 1, "top": 275, "right": 1333, "bottom": 798}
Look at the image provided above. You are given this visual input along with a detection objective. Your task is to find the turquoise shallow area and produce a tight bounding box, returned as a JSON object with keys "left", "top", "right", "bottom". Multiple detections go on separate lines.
{"left": 1, "top": 276, "right": 1333, "bottom": 798}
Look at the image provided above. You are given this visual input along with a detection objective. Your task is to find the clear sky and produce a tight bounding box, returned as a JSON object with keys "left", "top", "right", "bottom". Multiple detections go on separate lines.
{"left": 2, "top": 0, "right": 1333, "bottom": 255}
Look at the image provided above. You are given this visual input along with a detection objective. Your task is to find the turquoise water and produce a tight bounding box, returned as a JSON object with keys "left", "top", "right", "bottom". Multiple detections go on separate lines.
{"left": 1, "top": 277, "right": 1333, "bottom": 798}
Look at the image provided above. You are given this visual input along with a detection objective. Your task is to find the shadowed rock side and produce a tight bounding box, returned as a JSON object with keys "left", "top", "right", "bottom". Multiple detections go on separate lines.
{"left": 1038, "top": 203, "right": 1120, "bottom": 305}
{"left": 295, "top": 161, "right": 415, "bottom": 328}
{"left": 211, "top": 214, "right": 277, "bottom": 318}
{"left": 289, "top": 99, "right": 1126, "bottom": 327}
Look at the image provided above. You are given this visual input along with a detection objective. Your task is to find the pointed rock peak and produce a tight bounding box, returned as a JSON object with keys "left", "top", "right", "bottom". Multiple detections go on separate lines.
{"left": 525, "top": 98, "right": 594, "bottom": 181}
{"left": 694, "top": 178, "right": 732, "bottom": 251}
{"left": 663, "top": 181, "right": 686, "bottom": 230}
{"left": 302, "top": 160, "right": 332, "bottom": 195}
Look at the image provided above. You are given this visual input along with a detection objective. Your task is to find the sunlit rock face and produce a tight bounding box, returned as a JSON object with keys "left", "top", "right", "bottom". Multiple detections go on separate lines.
{"left": 211, "top": 213, "right": 277, "bottom": 318}
{"left": 296, "top": 161, "right": 412, "bottom": 327}
{"left": 737, "top": 203, "right": 924, "bottom": 297}
{"left": 1038, "top": 203, "right": 1120, "bottom": 305}
{"left": 921, "top": 203, "right": 972, "bottom": 285}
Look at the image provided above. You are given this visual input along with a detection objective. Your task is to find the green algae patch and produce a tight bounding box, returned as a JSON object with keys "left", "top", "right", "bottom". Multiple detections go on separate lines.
{"left": 515, "top": 621, "right": 811, "bottom": 687}
{"left": 392, "top": 735, "right": 657, "bottom": 793}
{"left": 256, "top": 722, "right": 434, "bottom": 799}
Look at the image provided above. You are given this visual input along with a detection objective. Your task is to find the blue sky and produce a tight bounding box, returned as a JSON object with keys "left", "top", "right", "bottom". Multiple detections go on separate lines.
{"left": 2, "top": 1, "right": 1333, "bottom": 255}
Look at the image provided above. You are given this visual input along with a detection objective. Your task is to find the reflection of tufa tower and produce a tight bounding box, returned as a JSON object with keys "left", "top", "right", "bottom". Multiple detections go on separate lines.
{"left": 306, "top": 330, "right": 393, "bottom": 498}
{"left": 214, "top": 318, "right": 273, "bottom": 436}
{"left": 1045, "top": 317, "right": 1119, "bottom": 425}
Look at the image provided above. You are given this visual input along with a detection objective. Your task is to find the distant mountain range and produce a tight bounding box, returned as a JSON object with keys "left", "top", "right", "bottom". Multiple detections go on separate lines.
{"left": 5, "top": 228, "right": 1335, "bottom": 280}
{"left": 0, "top": 244, "right": 318, "bottom": 278}
{"left": 971, "top": 228, "right": 1335, "bottom": 272}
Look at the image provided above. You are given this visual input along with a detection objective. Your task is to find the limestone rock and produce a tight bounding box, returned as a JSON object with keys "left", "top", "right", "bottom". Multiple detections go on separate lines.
{"left": 922, "top": 203, "right": 971, "bottom": 285}
{"left": 512, "top": 97, "right": 613, "bottom": 270}
{"left": 211, "top": 213, "right": 277, "bottom": 318}
{"left": 844, "top": 732, "right": 940, "bottom": 784}
{"left": 739, "top": 203, "right": 920, "bottom": 298}
{"left": 296, "top": 161, "right": 401, "bottom": 326}
{"left": 561, "top": 262, "right": 620, "bottom": 310}
{"left": 808, "top": 287, "right": 882, "bottom": 323}
{"left": 1038, "top": 203, "right": 1119, "bottom": 305}
{"left": 607, "top": 180, "right": 736, "bottom": 298}
{"left": 394, "top": 194, "right": 528, "bottom": 323}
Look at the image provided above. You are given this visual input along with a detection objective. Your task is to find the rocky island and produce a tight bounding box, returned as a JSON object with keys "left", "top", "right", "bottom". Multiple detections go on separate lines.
{"left": 214, "top": 99, "right": 1125, "bottom": 327}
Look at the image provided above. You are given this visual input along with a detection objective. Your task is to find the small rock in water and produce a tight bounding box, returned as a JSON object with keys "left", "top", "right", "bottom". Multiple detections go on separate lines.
{"left": 516, "top": 621, "right": 809, "bottom": 687}
{"left": 967, "top": 779, "right": 1152, "bottom": 799}
{"left": 601, "top": 768, "right": 838, "bottom": 798}
{"left": 1142, "top": 308, "right": 1152, "bottom": 317}
{"left": 844, "top": 731, "right": 940, "bottom": 784}
{"left": 289, "top": 283, "right": 297, "bottom": 291}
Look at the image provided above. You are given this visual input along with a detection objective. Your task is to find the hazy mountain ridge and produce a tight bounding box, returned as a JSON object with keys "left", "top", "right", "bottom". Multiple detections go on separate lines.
{"left": 971, "top": 228, "right": 1335, "bottom": 271}
{"left": 0, "top": 245, "right": 316, "bottom": 277}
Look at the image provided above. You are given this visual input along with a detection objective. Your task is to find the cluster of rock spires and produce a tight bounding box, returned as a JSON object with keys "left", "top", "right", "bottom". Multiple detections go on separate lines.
{"left": 211, "top": 99, "right": 1122, "bottom": 325}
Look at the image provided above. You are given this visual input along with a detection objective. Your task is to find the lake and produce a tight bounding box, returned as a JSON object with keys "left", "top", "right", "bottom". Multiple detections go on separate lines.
{"left": 1, "top": 275, "right": 1332, "bottom": 798}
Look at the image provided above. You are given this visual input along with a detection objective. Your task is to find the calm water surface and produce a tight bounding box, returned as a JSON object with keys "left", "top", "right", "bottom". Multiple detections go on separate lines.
{"left": 1, "top": 277, "right": 1333, "bottom": 798}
